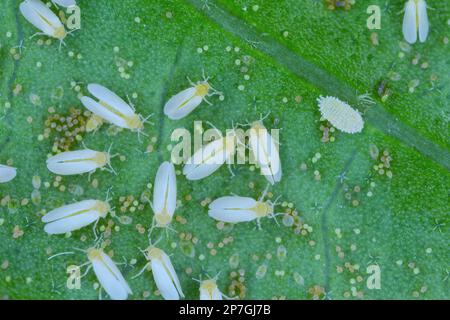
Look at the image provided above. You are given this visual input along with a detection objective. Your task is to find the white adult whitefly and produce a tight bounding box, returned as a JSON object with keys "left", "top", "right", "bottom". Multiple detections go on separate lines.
{"left": 248, "top": 120, "right": 282, "bottom": 185}
{"left": 402, "top": 0, "right": 429, "bottom": 44}
{"left": 208, "top": 186, "right": 280, "bottom": 228}
{"left": 164, "top": 78, "right": 221, "bottom": 120}
{"left": 183, "top": 131, "right": 236, "bottom": 180}
{"left": 80, "top": 84, "right": 150, "bottom": 134}
{"left": 87, "top": 248, "right": 132, "bottom": 300}
{"left": 152, "top": 161, "right": 177, "bottom": 228}
{"left": 19, "top": 0, "right": 67, "bottom": 40}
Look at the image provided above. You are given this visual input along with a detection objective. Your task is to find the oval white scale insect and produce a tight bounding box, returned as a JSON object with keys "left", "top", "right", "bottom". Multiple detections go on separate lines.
{"left": 0, "top": 164, "right": 17, "bottom": 183}
{"left": 403, "top": 0, "right": 429, "bottom": 44}
{"left": 141, "top": 246, "right": 184, "bottom": 300}
{"left": 20, "top": 0, "right": 67, "bottom": 41}
{"left": 199, "top": 279, "right": 223, "bottom": 300}
{"left": 164, "top": 77, "right": 221, "bottom": 120}
{"left": 46, "top": 149, "right": 112, "bottom": 175}
{"left": 183, "top": 131, "right": 236, "bottom": 180}
{"left": 248, "top": 120, "right": 282, "bottom": 185}
{"left": 80, "top": 84, "right": 148, "bottom": 133}
{"left": 152, "top": 161, "right": 177, "bottom": 228}
{"left": 42, "top": 199, "right": 110, "bottom": 234}
{"left": 317, "top": 96, "right": 364, "bottom": 134}
{"left": 87, "top": 247, "right": 132, "bottom": 300}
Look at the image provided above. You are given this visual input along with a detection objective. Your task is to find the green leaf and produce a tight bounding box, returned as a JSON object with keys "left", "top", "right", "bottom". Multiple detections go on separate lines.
{"left": 0, "top": 0, "right": 448, "bottom": 299}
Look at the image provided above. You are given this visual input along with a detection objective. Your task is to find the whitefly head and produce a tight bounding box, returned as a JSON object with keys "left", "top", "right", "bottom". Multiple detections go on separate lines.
{"left": 195, "top": 81, "right": 211, "bottom": 98}
{"left": 253, "top": 199, "right": 274, "bottom": 218}
{"left": 86, "top": 247, "right": 103, "bottom": 261}
{"left": 93, "top": 200, "right": 111, "bottom": 219}
{"left": 144, "top": 246, "right": 164, "bottom": 261}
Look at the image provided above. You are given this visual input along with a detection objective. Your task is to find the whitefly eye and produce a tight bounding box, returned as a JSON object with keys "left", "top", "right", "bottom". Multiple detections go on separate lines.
{"left": 183, "top": 130, "right": 236, "bottom": 181}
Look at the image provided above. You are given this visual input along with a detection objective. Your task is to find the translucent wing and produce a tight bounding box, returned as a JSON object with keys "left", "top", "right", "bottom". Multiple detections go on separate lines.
{"left": 417, "top": 0, "right": 429, "bottom": 43}
{"left": 402, "top": 0, "right": 418, "bottom": 44}
{"left": 88, "top": 84, "right": 135, "bottom": 118}
{"left": 44, "top": 211, "right": 99, "bottom": 234}
{"left": 153, "top": 162, "right": 177, "bottom": 216}
{"left": 208, "top": 196, "right": 258, "bottom": 223}
{"left": 151, "top": 259, "right": 181, "bottom": 300}
{"left": 249, "top": 126, "right": 281, "bottom": 185}
{"left": 164, "top": 87, "right": 202, "bottom": 120}
{"left": 0, "top": 165, "right": 17, "bottom": 183}
{"left": 46, "top": 150, "right": 102, "bottom": 175}
{"left": 183, "top": 139, "right": 227, "bottom": 180}
{"left": 80, "top": 96, "right": 129, "bottom": 128}
{"left": 42, "top": 200, "right": 97, "bottom": 222}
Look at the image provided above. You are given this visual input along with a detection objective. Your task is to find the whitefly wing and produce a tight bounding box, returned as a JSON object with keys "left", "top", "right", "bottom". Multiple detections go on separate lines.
{"left": 402, "top": 0, "right": 418, "bottom": 44}
{"left": 0, "top": 165, "right": 17, "bottom": 183}
{"left": 153, "top": 162, "right": 177, "bottom": 216}
{"left": 208, "top": 196, "right": 258, "bottom": 223}
{"left": 417, "top": 0, "right": 429, "bottom": 43}
{"left": 46, "top": 149, "right": 103, "bottom": 175}
{"left": 151, "top": 259, "right": 181, "bottom": 300}
{"left": 164, "top": 87, "right": 202, "bottom": 120}
{"left": 91, "top": 251, "right": 132, "bottom": 300}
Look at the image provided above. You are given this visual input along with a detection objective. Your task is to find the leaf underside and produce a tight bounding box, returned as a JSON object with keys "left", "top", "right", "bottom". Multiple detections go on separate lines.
{"left": 0, "top": 0, "right": 449, "bottom": 300}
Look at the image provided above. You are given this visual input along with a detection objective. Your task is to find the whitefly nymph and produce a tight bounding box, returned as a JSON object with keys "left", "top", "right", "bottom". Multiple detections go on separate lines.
{"left": 317, "top": 96, "right": 364, "bottom": 134}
